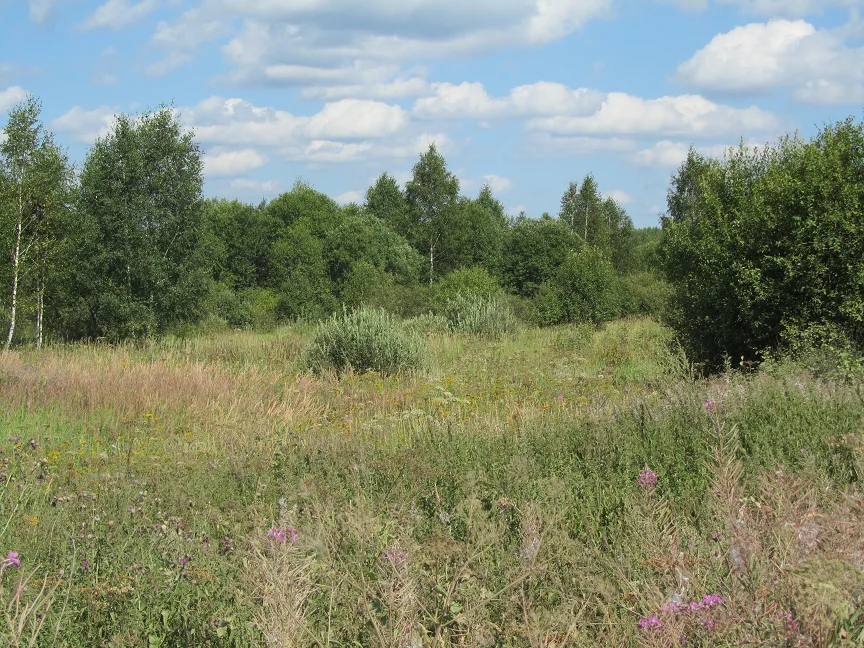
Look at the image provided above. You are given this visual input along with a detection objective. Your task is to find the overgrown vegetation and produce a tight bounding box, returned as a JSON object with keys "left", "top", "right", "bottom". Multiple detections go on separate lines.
{"left": 0, "top": 319, "right": 863, "bottom": 645}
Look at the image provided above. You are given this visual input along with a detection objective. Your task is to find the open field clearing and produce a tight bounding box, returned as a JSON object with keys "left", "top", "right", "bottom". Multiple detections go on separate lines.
{"left": 1, "top": 317, "right": 863, "bottom": 646}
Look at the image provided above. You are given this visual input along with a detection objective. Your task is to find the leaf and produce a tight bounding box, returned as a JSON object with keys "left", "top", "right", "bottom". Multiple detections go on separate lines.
{"left": 216, "top": 626, "right": 228, "bottom": 638}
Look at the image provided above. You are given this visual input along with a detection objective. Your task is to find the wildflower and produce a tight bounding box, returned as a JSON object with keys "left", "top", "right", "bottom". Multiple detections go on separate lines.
{"left": 704, "top": 399, "right": 715, "bottom": 410}
{"left": 701, "top": 593, "right": 723, "bottom": 607}
{"left": 639, "top": 615, "right": 662, "bottom": 630}
{"left": 80, "top": 560, "right": 89, "bottom": 570}
{"left": 268, "top": 528, "right": 287, "bottom": 543}
{"left": 384, "top": 550, "right": 406, "bottom": 565}
{"left": 637, "top": 469, "right": 658, "bottom": 488}
{"left": 4, "top": 551, "right": 20, "bottom": 568}
{"left": 179, "top": 554, "right": 191, "bottom": 567}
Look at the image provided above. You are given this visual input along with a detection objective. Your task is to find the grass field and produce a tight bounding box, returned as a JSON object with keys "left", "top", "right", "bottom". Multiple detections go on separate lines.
{"left": 1, "top": 317, "right": 863, "bottom": 647}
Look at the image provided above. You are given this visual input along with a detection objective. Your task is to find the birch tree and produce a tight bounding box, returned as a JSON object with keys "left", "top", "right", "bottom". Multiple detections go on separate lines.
{"left": 0, "top": 95, "right": 69, "bottom": 349}
{"left": 405, "top": 144, "right": 459, "bottom": 284}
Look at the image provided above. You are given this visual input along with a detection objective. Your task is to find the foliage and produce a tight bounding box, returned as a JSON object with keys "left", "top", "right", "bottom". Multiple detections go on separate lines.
{"left": 405, "top": 144, "right": 460, "bottom": 283}
{"left": 442, "top": 291, "right": 518, "bottom": 337}
{"left": 501, "top": 214, "right": 579, "bottom": 297}
{"left": 305, "top": 307, "right": 424, "bottom": 375}
{"left": 533, "top": 246, "right": 616, "bottom": 325}
{"left": 65, "top": 107, "right": 206, "bottom": 341}
{"left": 431, "top": 266, "right": 502, "bottom": 309}
{"left": 365, "top": 173, "right": 412, "bottom": 241}
{"left": 0, "top": 94, "right": 73, "bottom": 348}
{"left": 610, "top": 272, "right": 673, "bottom": 319}
{"left": 661, "top": 121, "right": 864, "bottom": 366}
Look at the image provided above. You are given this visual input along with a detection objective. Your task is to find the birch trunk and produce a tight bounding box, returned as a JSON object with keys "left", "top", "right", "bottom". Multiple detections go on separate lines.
{"left": 4, "top": 184, "right": 23, "bottom": 350}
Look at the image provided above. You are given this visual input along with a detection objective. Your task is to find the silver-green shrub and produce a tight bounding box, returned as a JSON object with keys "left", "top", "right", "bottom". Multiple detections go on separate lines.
{"left": 306, "top": 307, "right": 424, "bottom": 375}
{"left": 442, "top": 292, "right": 518, "bottom": 337}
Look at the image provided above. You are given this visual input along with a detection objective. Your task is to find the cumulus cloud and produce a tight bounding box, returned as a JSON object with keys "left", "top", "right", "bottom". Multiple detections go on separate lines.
{"left": 184, "top": 96, "right": 408, "bottom": 146}
{"left": 229, "top": 178, "right": 280, "bottom": 194}
{"left": 148, "top": 0, "right": 611, "bottom": 86}
{"left": 482, "top": 174, "right": 513, "bottom": 194}
{"left": 335, "top": 190, "right": 364, "bottom": 204}
{"left": 677, "top": 19, "right": 864, "bottom": 103}
{"left": 631, "top": 140, "right": 762, "bottom": 167}
{"left": 202, "top": 147, "right": 268, "bottom": 177}
{"left": 0, "top": 86, "right": 29, "bottom": 112}
{"left": 49, "top": 105, "right": 119, "bottom": 143}
{"left": 527, "top": 92, "right": 780, "bottom": 137}
{"left": 412, "top": 81, "right": 605, "bottom": 119}
{"left": 82, "top": 0, "right": 159, "bottom": 30}
{"left": 604, "top": 189, "right": 632, "bottom": 204}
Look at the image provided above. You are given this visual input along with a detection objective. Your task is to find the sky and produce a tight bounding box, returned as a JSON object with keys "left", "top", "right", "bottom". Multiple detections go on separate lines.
{"left": 1, "top": 1, "right": 864, "bottom": 227}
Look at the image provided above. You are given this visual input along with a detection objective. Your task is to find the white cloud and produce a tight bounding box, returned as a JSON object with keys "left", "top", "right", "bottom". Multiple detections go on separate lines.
{"left": 336, "top": 190, "right": 364, "bottom": 204}
{"left": 482, "top": 174, "right": 513, "bottom": 193}
{"left": 29, "top": 0, "right": 57, "bottom": 24}
{"left": 0, "top": 86, "right": 29, "bottom": 112}
{"left": 523, "top": 133, "right": 639, "bottom": 156}
{"left": 677, "top": 19, "right": 864, "bottom": 104}
{"left": 149, "top": 0, "right": 612, "bottom": 84}
{"left": 49, "top": 105, "right": 118, "bottom": 143}
{"left": 528, "top": 92, "right": 780, "bottom": 137}
{"left": 82, "top": 0, "right": 159, "bottom": 30}
{"left": 184, "top": 96, "right": 408, "bottom": 147}
{"left": 229, "top": 178, "right": 280, "bottom": 194}
{"left": 202, "top": 148, "right": 268, "bottom": 177}
{"left": 632, "top": 140, "right": 760, "bottom": 167}
{"left": 301, "top": 77, "right": 431, "bottom": 101}
{"left": 604, "top": 189, "right": 632, "bottom": 204}
{"left": 412, "top": 81, "right": 605, "bottom": 120}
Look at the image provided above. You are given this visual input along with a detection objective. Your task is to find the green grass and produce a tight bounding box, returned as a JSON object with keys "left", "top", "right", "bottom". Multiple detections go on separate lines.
{"left": 0, "top": 317, "right": 863, "bottom": 646}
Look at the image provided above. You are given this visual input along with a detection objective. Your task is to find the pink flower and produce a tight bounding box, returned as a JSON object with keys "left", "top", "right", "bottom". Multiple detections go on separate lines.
{"left": 638, "top": 469, "right": 658, "bottom": 488}
{"left": 639, "top": 615, "right": 662, "bottom": 630}
{"left": 5, "top": 551, "right": 20, "bottom": 568}
{"left": 384, "top": 550, "right": 406, "bottom": 565}
{"left": 268, "top": 528, "right": 286, "bottom": 543}
{"left": 705, "top": 399, "right": 715, "bottom": 410}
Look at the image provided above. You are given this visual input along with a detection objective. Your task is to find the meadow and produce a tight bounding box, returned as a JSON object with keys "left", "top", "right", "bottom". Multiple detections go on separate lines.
{"left": 1, "top": 316, "right": 863, "bottom": 647}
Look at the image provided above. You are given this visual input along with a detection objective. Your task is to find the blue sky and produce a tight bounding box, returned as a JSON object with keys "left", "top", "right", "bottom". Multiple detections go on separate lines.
{"left": 1, "top": 0, "right": 863, "bottom": 227}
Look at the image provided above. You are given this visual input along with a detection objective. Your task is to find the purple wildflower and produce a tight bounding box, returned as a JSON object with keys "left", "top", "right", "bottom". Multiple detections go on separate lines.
{"left": 384, "top": 550, "right": 406, "bottom": 565}
{"left": 5, "top": 551, "right": 20, "bottom": 568}
{"left": 638, "top": 469, "right": 658, "bottom": 488}
{"left": 268, "top": 528, "right": 287, "bottom": 543}
{"left": 639, "top": 615, "right": 663, "bottom": 630}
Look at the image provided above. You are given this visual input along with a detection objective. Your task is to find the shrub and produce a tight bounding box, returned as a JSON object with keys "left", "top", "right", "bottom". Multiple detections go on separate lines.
{"left": 442, "top": 292, "right": 518, "bottom": 337}
{"left": 305, "top": 307, "right": 424, "bottom": 375}
{"left": 432, "top": 267, "right": 502, "bottom": 309}
{"left": 610, "top": 272, "right": 672, "bottom": 320}
{"left": 403, "top": 312, "right": 450, "bottom": 336}
{"left": 661, "top": 120, "right": 864, "bottom": 367}
{"left": 533, "top": 246, "right": 616, "bottom": 326}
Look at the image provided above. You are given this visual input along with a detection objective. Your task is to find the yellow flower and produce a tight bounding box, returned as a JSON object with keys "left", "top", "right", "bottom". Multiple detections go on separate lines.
{"left": 28, "top": 516, "right": 38, "bottom": 526}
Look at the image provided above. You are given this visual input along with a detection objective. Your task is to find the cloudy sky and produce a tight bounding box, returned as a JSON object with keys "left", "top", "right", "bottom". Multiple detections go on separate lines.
{"left": 1, "top": 0, "right": 863, "bottom": 226}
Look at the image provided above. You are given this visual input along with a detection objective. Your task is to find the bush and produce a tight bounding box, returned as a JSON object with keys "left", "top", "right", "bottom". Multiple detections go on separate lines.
{"left": 661, "top": 120, "right": 864, "bottom": 367}
{"left": 442, "top": 292, "right": 518, "bottom": 337}
{"left": 403, "top": 312, "right": 451, "bottom": 336}
{"left": 305, "top": 307, "right": 424, "bottom": 375}
{"left": 432, "top": 267, "right": 502, "bottom": 309}
{"left": 532, "top": 246, "right": 616, "bottom": 326}
{"left": 610, "top": 272, "right": 672, "bottom": 319}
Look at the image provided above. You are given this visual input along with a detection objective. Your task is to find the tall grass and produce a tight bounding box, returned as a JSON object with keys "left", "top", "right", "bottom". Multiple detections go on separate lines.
{"left": 0, "top": 317, "right": 861, "bottom": 645}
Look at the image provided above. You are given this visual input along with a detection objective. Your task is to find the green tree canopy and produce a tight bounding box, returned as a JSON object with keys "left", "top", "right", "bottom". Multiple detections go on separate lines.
{"left": 69, "top": 107, "right": 206, "bottom": 340}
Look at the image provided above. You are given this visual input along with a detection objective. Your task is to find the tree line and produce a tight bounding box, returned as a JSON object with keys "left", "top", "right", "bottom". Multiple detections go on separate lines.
{"left": 7, "top": 93, "right": 859, "bottom": 372}
{"left": 0, "top": 95, "right": 662, "bottom": 347}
